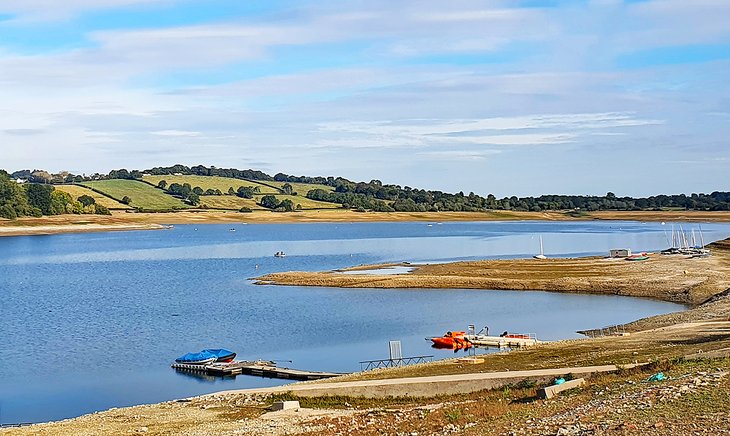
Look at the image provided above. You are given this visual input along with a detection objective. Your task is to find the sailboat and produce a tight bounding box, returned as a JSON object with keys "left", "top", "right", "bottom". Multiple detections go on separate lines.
{"left": 533, "top": 235, "right": 547, "bottom": 259}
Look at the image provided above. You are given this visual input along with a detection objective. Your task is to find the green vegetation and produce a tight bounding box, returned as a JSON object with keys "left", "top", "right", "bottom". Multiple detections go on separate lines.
{"left": 0, "top": 170, "right": 110, "bottom": 218}
{"left": 81, "top": 180, "right": 189, "bottom": 211}
{"left": 265, "top": 194, "right": 338, "bottom": 210}
{"left": 142, "top": 174, "right": 278, "bottom": 194}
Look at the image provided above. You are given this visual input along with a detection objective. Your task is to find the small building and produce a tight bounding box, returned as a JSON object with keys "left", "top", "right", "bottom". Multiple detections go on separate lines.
{"left": 609, "top": 248, "right": 631, "bottom": 258}
{"left": 15, "top": 178, "right": 26, "bottom": 184}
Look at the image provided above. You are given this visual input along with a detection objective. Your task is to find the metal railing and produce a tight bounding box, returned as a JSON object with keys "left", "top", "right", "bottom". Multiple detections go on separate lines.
{"left": 359, "top": 355, "right": 433, "bottom": 371}
{"left": 579, "top": 324, "right": 626, "bottom": 338}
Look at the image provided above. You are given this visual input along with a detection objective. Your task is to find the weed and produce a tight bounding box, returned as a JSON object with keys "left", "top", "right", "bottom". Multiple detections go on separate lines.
{"left": 444, "top": 408, "right": 462, "bottom": 423}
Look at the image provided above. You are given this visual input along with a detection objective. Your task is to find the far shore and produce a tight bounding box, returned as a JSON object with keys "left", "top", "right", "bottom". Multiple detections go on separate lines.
{"left": 2, "top": 209, "right": 730, "bottom": 237}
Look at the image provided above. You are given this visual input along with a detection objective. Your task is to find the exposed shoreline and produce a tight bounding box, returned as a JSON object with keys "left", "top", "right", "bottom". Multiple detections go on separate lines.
{"left": 1, "top": 209, "right": 730, "bottom": 237}
{"left": 257, "top": 239, "right": 730, "bottom": 307}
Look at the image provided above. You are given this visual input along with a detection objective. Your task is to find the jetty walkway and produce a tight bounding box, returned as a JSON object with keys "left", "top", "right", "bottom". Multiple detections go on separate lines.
{"left": 205, "top": 363, "right": 644, "bottom": 399}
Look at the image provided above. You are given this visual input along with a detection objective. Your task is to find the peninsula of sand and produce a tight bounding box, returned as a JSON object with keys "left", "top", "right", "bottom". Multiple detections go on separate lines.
{"left": 257, "top": 238, "right": 730, "bottom": 331}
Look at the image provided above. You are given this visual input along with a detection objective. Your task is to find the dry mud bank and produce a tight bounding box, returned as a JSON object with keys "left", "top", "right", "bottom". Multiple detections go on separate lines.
{"left": 3, "top": 210, "right": 730, "bottom": 237}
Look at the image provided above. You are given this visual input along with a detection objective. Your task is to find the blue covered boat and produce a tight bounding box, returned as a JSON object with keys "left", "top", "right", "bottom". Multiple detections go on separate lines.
{"left": 201, "top": 348, "right": 237, "bottom": 363}
{"left": 175, "top": 351, "right": 217, "bottom": 365}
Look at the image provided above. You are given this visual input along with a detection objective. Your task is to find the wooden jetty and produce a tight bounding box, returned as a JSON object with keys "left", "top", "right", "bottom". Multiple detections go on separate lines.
{"left": 465, "top": 334, "right": 540, "bottom": 348}
{"left": 171, "top": 360, "right": 344, "bottom": 381}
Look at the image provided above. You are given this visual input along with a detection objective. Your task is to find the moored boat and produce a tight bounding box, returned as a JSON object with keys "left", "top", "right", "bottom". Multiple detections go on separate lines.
{"left": 201, "top": 348, "right": 237, "bottom": 363}
{"left": 428, "top": 331, "right": 472, "bottom": 349}
{"left": 175, "top": 351, "right": 217, "bottom": 365}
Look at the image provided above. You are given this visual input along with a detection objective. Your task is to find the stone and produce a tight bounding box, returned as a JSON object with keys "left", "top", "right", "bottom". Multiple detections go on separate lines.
{"left": 538, "top": 378, "right": 586, "bottom": 400}
{"left": 270, "top": 400, "right": 300, "bottom": 411}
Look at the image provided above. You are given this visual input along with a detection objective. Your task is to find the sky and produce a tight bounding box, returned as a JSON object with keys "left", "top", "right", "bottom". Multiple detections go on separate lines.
{"left": 0, "top": 0, "right": 728, "bottom": 197}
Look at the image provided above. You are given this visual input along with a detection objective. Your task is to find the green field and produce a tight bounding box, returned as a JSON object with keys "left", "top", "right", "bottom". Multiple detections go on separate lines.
{"left": 143, "top": 175, "right": 278, "bottom": 194}
{"left": 197, "top": 196, "right": 263, "bottom": 210}
{"left": 81, "top": 180, "right": 190, "bottom": 210}
{"left": 55, "top": 185, "right": 132, "bottom": 209}
{"left": 266, "top": 181, "right": 334, "bottom": 194}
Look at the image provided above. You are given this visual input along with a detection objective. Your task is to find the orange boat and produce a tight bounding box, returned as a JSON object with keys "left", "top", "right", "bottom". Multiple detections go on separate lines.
{"left": 429, "top": 331, "right": 472, "bottom": 349}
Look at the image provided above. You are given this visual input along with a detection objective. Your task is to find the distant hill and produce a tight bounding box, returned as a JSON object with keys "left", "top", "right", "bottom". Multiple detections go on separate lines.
{"left": 2, "top": 164, "right": 729, "bottom": 218}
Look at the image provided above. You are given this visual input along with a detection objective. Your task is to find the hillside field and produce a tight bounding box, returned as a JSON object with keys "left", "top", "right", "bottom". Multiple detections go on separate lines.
{"left": 55, "top": 185, "right": 131, "bottom": 209}
{"left": 81, "top": 180, "right": 190, "bottom": 210}
{"left": 266, "top": 181, "right": 335, "bottom": 194}
{"left": 197, "top": 195, "right": 263, "bottom": 210}
{"left": 142, "top": 175, "right": 278, "bottom": 194}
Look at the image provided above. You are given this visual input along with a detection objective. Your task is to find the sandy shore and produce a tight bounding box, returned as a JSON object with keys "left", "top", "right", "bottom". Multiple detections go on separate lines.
{"left": 257, "top": 239, "right": 730, "bottom": 308}
{"left": 2, "top": 209, "right": 730, "bottom": 237}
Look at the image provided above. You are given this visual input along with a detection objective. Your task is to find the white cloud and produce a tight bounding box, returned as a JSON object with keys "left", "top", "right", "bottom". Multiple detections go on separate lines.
{"left": 151, "top": 130, "right": 201, "bottom": 137}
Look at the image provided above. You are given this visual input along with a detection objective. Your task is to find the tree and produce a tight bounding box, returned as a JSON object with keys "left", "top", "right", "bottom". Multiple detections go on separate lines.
{"left": 281, "top": 183, "right": 293, "bottom": 195}
{"left": 260, "top": 195, "right": 279, "bottom": 209}
{"left": 193, "top": 186, "right": 204, "bottom": 195}
{"left": 227, "top": 187, "right": 236, "bottom": 195}
{"left": 237, "top": 186, "right": 254, "bottom": 199}
{"left": 278, "top": 199, "right": 294, "bottom": 212}
{"left": 95, "top": 204, "right": 111, "bottom": 215}
{"left": 50, "top": 191, "right": 74, "bottom": 215}
{"left": 188, "top": 192, "right": 200, "bottom": 206}
{"left": 0, "top": 204, "right": 16, "bottom": 219}
{"left": 157, "top": 180, "right": 167, "bottom": 189}
{"left": 25, "top": 184, "right": 54, "bottom": 215}
{"left": 121, "top": 196, "right": 132, "bottom": 205}
{"left": 77, "top": 194, "right": 96, "bottom": 207}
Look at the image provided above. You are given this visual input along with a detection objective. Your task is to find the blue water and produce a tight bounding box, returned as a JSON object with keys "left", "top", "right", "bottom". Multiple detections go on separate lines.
{"left": 1, "top": 220, "right": 728, "bottom": 424}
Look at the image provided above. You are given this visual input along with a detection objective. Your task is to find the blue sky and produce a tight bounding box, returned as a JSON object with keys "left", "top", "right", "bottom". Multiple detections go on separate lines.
{"left": 1, "top": 0, "right": 728, "bottom": 196}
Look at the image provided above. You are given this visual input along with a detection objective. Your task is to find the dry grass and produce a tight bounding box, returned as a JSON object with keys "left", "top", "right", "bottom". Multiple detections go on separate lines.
{"left": 264, "top": 181, "right": 335, "bottom": 194}
{"left": 53, "top": 185, "right": 132, "bottom": 209}
{"left": 197, "top": 195, "right": 263, "bottom": 210}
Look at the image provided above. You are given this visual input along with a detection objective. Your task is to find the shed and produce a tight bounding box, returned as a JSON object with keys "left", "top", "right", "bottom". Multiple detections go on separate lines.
{"left": 609, "top": 248, "right": 631, "bottom": 258}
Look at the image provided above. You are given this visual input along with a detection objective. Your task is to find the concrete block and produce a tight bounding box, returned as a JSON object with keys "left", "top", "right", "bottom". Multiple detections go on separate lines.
{"left": 270, "top": 400, "right": 300, "bottom": 411}
{"left": 537, "top": 378, "right": 585, "bottom": 399}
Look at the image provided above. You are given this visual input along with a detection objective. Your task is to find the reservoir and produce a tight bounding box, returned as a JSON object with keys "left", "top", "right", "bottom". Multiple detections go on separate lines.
{"left": 1, "top": 220, "right": 728, "bottom": 424}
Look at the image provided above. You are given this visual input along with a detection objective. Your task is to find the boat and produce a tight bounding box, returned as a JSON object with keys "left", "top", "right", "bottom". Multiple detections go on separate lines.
{"left": 274, "top": 251, "right": 286, "bottom": 258}
{"left": 500, "top": 331, "right": 532, "bottom": 339}
{"left": 626, "top": 253, "right": 649, "bottom": 261}
{"left": 533, "top": 235, "right": 547, "bottom": 259}
{"left": 428, "top": 331, "right": 472, "bottom": 349}
{"left": 201, "top": 348, "right": 237, "bottom": 363}
{"left": 175, "top": 351, "right": 217, "bottom": 365}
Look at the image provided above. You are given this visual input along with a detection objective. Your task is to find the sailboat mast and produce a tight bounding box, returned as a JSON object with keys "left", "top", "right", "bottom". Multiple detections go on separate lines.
{"left": 699, "top": 226, "right": 705, "bottom": 248}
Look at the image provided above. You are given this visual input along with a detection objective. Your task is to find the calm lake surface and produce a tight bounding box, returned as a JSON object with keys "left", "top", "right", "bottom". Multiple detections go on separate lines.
{"left": 2, "top": 220, "right": 729, "bottom": 424}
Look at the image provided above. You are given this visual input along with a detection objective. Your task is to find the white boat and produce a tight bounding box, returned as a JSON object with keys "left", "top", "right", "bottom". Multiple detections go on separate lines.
{"left": 533, "top": 235, "right": 547, "bottom": 259}
{"left": 274, "top": 251, "right": 286, "bottom": 258}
